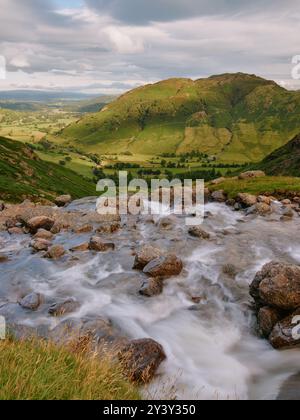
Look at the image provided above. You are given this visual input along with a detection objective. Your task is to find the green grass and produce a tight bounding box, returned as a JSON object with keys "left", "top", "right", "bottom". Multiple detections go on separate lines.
{"left": 58, "top": 73, "right": 300, "bottom": 163}
{"left": 0, "top": 136, "right": 96, "bottom": 202}
{"left": 208, "top": 176, "right": 300, "bottom": 198}
{"left": 0, "top": 338, "right": 140, "bottom": 400}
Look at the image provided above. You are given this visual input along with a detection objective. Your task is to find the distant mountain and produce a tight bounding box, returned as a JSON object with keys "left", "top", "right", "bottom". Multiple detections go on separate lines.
{"left": 254, "top": 133, "right": 300, "bottom": 177}
{"left": 58, "top": 73, "right": 300, "bottom": 163}
{"left": 0, "top": 90, "right": 99, "bottom": 103}
{"left": 0, "top": 137, "right": 95, "bottom": 202}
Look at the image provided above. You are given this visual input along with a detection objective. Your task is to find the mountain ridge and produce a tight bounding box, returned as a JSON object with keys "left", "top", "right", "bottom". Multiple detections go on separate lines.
{"left": 57, "top": 73, "right": 300, "bottom": 163}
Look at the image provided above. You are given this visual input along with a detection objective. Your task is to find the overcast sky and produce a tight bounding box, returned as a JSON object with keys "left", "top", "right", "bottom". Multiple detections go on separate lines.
{"left": 0, "top": 0, "right": 299, "bottom": 93}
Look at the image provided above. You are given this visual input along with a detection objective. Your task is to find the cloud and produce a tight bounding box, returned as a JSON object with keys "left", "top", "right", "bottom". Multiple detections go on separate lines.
{"left": 0, "top": 0, "right": 299, "bottom": 93}
{"left": 84, "top": 0, "right": 300, "bottom": 24}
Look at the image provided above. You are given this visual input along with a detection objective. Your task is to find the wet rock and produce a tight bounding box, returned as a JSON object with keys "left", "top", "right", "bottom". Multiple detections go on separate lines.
{"left": 118, "top": 338, "right": 166, "bottom": 383}
{"left": 34, "top": 229, "right": 54, "bottom": 240}
{"left": 55, "top": 194, "right": 72, "bottom": 207}
{"left": 5, "top": 218, "right": 19, "bottom": 229}
{"left": 281, "top": 207, "right": 294, "bottom": 221}
{"left": 19, "top": 293, "right": 42, "bottom": 311}
{"left": 226, "top": 198, "right": 236, "bottom": 207}
{"left": 139, "top": 278, "right": 164, "bottom": 297}
{"left": 255, "top": 203, "right": 272, "bottom": 216}
{"left": 257, "top": 306, "right": 283, "bottom": 338}
{"left": 30, "top": 238, "right": 52, "bottom": 252}
{"left": 45, "top": 245, "right": 65, "bottom": 259}
{"left": 73, "top": 224, "right": 93, "bottom": 234}
{"left": 258, "top": 195, "right": 272, "bottom": 205}
{"left": 70, "top": 242, "right": 90, "bottom": 252}
{"left": 0, "top": 201, "right": 5, "bottom": 211}
{"left": 237, "top": 193, "right": 257, "bottom": 207}
{"left": 133, "top": 245, "right": 163, "bottom": 270}
{"left": 96, "top": 222, "right": 120, "bottom": 234}
{"left": 269, "top": 309, "right": 300, "bottom": 349}
{"left": 26, "top": 216, "right": 55, "bottom": 234}
{"left": 8, "top": 227, "right": 24, "bottom": 235}
{"left": 143, "top": 255, "right": 183, "bottom": 278}
{"left": 222, "top": 264, "right": 238, "bottom": 278}
{"left": 211, "top": 190, "right": 227, "bottom": 202}
{"left": 239, "top": 170, "right": 265, "bottom": 180}
{"left": 89, "top": 236, "right": 115, "bottom": 252}
{"left": 157, "top": 216, "right": 176, "bottom": 230}
{"left": 188, "top": 226, "right": 210, "bottom": 240}
{"left": 48, "top": 298, "right": 80, "bottom": 317}
{"left": 250, "top": 262, "right": 300, "bottom": 311}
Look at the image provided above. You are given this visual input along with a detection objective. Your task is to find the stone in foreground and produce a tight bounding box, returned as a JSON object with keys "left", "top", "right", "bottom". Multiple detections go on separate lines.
{"left": 250, "top": 261, "right": 300, "bottom": 311}
{"left": 26, "top": 216, "right": 55, "bottom": 234}
{"left": 269, "top": 309, "right": 300, "bottom": 349}
{"left": 118, "top": 338, "right": 166, "bottom": 383}
{"left": 89, "top": 236, "right": 115, "bottom": 252}
{"left": 19, "top": 293, "right": 42, "bottom": 311}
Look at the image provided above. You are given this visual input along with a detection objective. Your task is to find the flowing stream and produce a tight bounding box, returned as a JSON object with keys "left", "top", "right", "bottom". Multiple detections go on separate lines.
{"left": 1, "top": 198, "right": 300, "bottom": 400}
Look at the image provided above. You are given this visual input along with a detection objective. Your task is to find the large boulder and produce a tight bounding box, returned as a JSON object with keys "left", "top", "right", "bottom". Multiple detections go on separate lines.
{"left": 89, "top": 236, "right": 115, "bottom": 252}
{"left": 133, "top": 245, "right": 163, "bottom": 270}
{"left": 143, "top": 255, "right": 183, "bottom": 278}
{"left": 269, "top": 309, "right": 300, "bottom": 349}
{"left": 118, "top": 338, "right": 166, "bottom": 383}
{"left": 26, "top": 216, "right": 55, "bottom": 234}
{"left": 239, "top": 170, "right": 265, "bottom": 180}
{"left": 55, "top": 195, "right": 72, "bottom": 207}
{"left": 250, "top": 262, "right": 300, "bottom": 311}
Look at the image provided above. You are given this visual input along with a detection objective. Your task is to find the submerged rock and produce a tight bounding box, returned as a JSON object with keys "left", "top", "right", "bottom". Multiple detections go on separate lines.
{"left": 143, "top": 255, "right": 183, "bottom": 278}
{"left": 133, "top": 245, "right": 163, "bottom": 270}
{"left": 48, "top": 298, "right": 80, "bottom": 317}
{"left": 118, "top": 338, "right": 166, "bottom": 383}
{"left": 45, "top": 245, "right": 65, "bottom": 259}
{"left": 139, "top": 278, "right": 164, "bottom": 297}
{"left": 70, "top": 242, "right": 90, "bottom": 252}
{"left": 19, "top": 293, "right": 42, "bottom": 311}
{"left": 188, "top": 226, "right": 210, "bottom": 240}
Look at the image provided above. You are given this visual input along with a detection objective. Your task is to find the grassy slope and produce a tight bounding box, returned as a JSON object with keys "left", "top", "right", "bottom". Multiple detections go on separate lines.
{"left": 208, "top": 176, "right": 300, "bottom": 198}
{"left": 0, "top": 136, "right": 96, "bottom": 202}
{"left": 0, "top": 338, "right": 140, "bottom": 400}
{"left": 251, "top": 133, "right": 300, "bottom": 177}
{"left": 58, "top": 73, "right": 300, "bottom": 163}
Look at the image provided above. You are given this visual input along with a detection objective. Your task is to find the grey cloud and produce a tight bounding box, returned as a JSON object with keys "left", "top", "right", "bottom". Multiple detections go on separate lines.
{"left": 84, "top": 0, "right": 299, "bottom": 24}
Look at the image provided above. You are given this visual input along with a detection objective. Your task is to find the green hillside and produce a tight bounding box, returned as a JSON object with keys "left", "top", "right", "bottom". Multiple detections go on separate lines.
{"left": 253, "top": 133, "right": 300, "bottom": 177}
{"left": 0, "top": 136, "right": 96, "bottom": 202}
{"left": 58, "top": 73, "right": 300, "bottom": 163}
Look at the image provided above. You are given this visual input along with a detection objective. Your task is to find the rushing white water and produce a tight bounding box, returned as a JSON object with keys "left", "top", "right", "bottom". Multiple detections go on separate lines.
{"left": 1, "top": 199, "right": 300, "bottom": 400}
